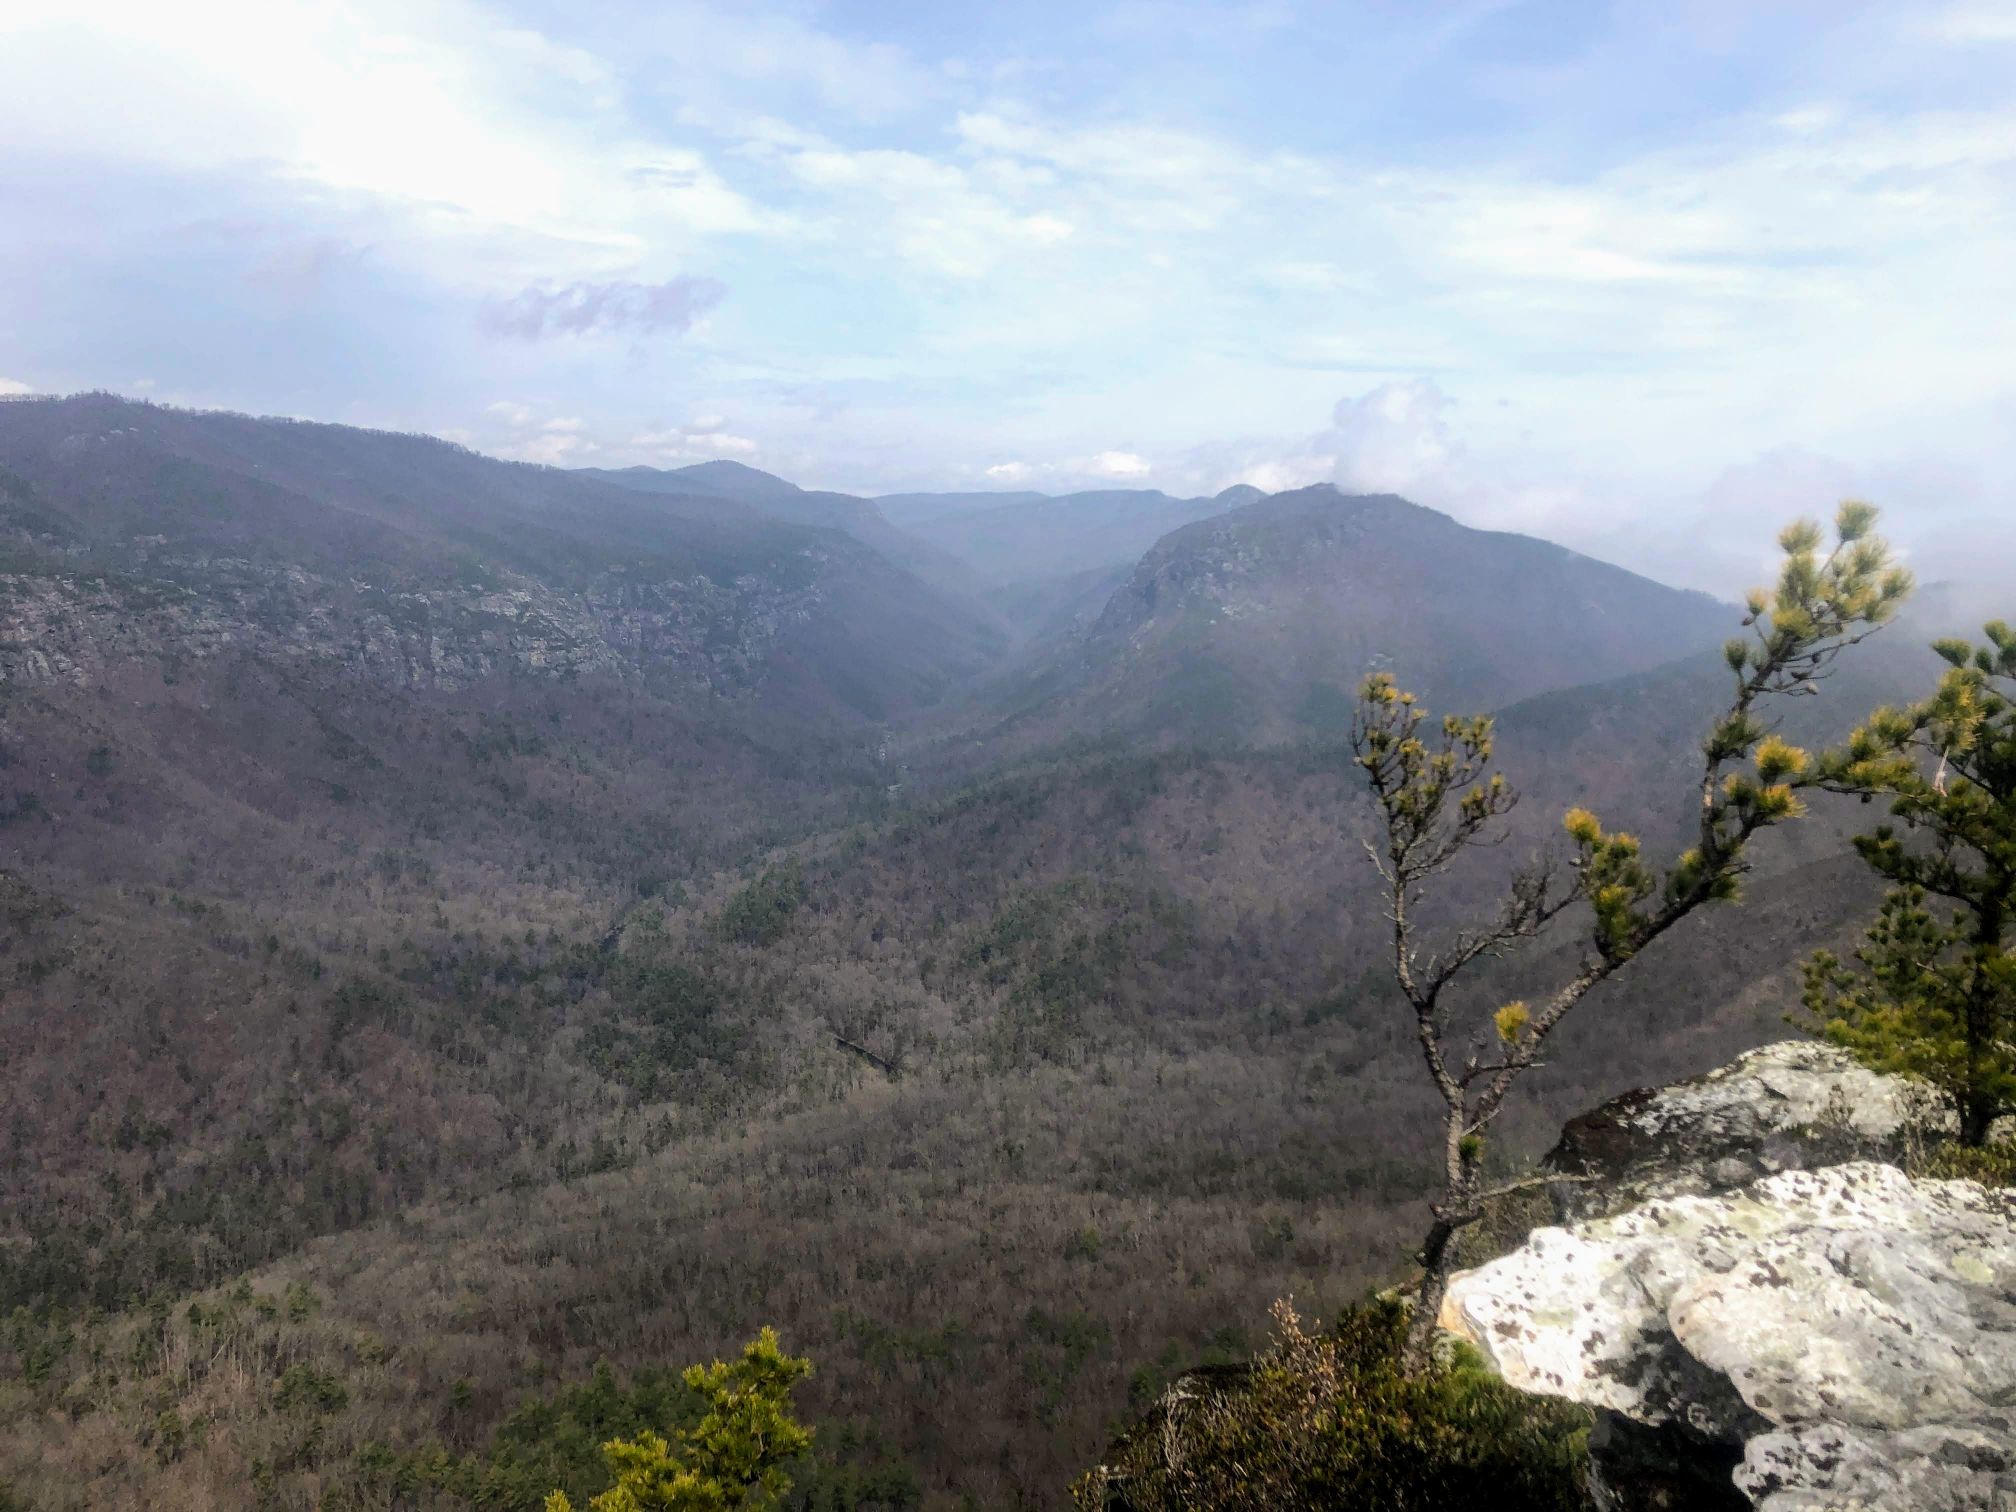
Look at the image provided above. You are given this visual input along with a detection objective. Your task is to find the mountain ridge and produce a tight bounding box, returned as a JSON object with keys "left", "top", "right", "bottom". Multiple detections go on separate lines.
{"left": 0, "top": 394, "right": 1007, "bottom": 722}
{"left": 577, "top": 458, "right": 1000, "bottom": 616}
{"left": 940, "top": 484, "right": 1739, "bottom": 759}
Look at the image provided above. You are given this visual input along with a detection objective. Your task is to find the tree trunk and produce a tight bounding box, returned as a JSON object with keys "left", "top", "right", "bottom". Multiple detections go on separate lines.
{"left": 1962, "top": 1095, "right": 1994, "bottom": 1148}
{"left": 1403, "top": 1121, "right": 1477, "bottom": 1374}
{"left": 1963, "top": 899, "right": 2005, "bottom": 1148}
{"left": 1402, "top": 1215, "right": 1461, "bottom": 1373}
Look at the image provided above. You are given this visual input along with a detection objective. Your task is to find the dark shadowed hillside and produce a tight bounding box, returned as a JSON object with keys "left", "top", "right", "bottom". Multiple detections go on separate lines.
{"left": 1490, "top": 588, "right": 1966, "bottom": 860}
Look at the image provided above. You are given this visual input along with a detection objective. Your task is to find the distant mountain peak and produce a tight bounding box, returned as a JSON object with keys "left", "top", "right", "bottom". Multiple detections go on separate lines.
{"left": 662, "top": 459, "right": 802, "bottom": 499}
{"left": 1213, "top": 484, "right": 1267, "bottom": 505}
{"left": 576, "top": 458, "right": 806, "bottom": 505}
{"left": 980, "top": 483, "right": 1738, "bottom": 751}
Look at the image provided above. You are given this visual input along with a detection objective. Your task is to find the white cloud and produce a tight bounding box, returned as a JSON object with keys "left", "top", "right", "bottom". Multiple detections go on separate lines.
{"left": 778, "top": 143, "right": 1078, "bottom": 278}
{"left": 480, "top": 407, "right": 613, "bottom": 465}
{"left": 1229, "top": 459, "right": 1327, "bottom": 494}
{"left": 1771, "top": 104, "right": 1842, "bottom": 134}
{"left": 505, "top": 430, "right": 597, "bottom": 465}
{"left": 0, "top": 0, "right": 765, "bottom": 297}
{"left": 0, "top": 377, "right": 31, "bottom": 396}
{"left": 1256, "top": 260, "right": 1368, "bottom": 293}
{"left": 631, "top": 5, "right": 940, "bottom": 124}
{"left": 984, "top": 461, "right": 1034, "bottom": 482}
{"left": 1324, "top": 382, "right": 1461, "bottom": 498}
{"left": 1921, "top": 3, "right": 2016, "bottom": 42}
{"left": 953, "top": 109, "right": 1285, "bottom": 234}
{"left": 1086, "top": 450, "right": 1151, "bottom": 479}
{"left": 625, "top": 419, "right": 760, "bottom": 460}
{"left": 687, "top": 431, "right": 758, "bottom": 456}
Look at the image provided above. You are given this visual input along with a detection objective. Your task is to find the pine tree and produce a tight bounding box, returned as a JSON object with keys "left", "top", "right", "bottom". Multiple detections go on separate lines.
{"left": 1805, "top": 622, "right": 2016, "bottom": 1145}
{"left": 545, "top": 1328, "right": 813, "bottom": 1512}
{"left": 1350, "top": 502, "right": 1909, "bottom": 1372}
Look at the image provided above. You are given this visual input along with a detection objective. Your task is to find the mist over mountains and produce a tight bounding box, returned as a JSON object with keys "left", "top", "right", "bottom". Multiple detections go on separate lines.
{"left": 0, "top": 393, "right": 1975, "bottom": 1507}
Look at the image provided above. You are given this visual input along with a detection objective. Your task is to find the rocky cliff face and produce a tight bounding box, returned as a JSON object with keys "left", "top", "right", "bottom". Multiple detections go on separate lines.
{"left": 0, "top": 558, "right": 821, "bottom": 695}
{"left": 0, "top": 394, "right": 1009, "bottom": 720}
{"left": 1443, "top": 1044, "right": 2016, "bottom": 1511}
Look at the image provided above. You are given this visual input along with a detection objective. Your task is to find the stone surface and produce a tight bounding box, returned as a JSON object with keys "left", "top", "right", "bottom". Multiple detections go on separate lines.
{"left": 1542, "top": 1040, "right": 1950, "bottom": 1222}
{"left": 1739, "top": 1422, "right": 2016, "bottom": 1511}
{"left": 1442, "top": 1161, "right": 2016, "bottom": 1511}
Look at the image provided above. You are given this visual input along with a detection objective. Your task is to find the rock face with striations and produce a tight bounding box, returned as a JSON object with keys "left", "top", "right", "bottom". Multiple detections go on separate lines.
{"left": 1443, "top": 1044, "right": 2016, "bottom": 1511}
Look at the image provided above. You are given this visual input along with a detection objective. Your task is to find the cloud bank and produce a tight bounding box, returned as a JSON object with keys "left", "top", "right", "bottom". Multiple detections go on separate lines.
{"left": 480, "top": 278, "right": 728, "bottom": 340}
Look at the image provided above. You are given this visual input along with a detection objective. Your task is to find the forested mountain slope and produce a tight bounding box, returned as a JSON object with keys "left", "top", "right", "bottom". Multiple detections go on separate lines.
{"left": 949, "top": 486, "right": 1738, "bottom": 756}
{"left": 578, "top": 460, "right": 996, "bottom": 613}
{"left": 0, "top": 725, "right": 1896, "bottom": 1507}
{"left": 0, "top": 394, "right": 1006, "bottom": 721}
{"left": 0, "top": 394, "right": 1968, "bottom": 1510}
{"left": 1487, "top": 593, "right": 1958, "bottom": 856}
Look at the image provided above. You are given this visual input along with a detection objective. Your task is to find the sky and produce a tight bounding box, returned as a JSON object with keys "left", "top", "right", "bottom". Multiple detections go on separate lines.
{"left": 1, "top": 0, "right": 2013, "bottom": 593}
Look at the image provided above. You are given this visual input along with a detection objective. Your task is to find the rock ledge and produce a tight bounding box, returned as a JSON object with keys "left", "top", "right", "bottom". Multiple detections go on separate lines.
{"left": 1445, "top": 1158, "right": 2016, "bottom": 1510}
{"left": 1542, "top": 1040, "right": 1947, "bottom": 1223}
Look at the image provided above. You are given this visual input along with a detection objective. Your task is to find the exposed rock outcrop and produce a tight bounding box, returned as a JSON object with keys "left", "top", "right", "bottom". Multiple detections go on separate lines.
{"left": 0, "top": 562, "right": 816, "bottom": 693}
{"left": 1445, "top": 1047, "right": 2016, "bottom": 1512}
{"left": 1540, "top": 1040, "right": 1948, "bottom": 1222}
{"left": 0, "top": 394, "right": 1012, "bottom": 718}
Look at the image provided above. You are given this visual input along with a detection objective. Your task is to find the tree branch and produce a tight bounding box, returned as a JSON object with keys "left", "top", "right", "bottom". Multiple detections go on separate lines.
{"left": 1472, "top": 1171, "right": 1600, "bottom": 1206}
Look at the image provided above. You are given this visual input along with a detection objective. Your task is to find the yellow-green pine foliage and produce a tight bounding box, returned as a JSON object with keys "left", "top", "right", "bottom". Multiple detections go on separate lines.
{"left": 1493, "top": 1001, "right": 1530, "bottom": 1043}
{"left": 546, "top": 1329, "right": 813, "bottom": 1512}
{"left": 1808, "top": 621, "right": 2016, "bottom": 1145}
{"left": 1563, "top": 501, "right": 1910, "bottom": 964}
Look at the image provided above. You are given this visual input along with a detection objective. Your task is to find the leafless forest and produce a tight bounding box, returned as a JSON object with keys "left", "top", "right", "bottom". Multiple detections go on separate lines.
{"left": 0, "top": 397, "right": 1952, "bottom": 1508}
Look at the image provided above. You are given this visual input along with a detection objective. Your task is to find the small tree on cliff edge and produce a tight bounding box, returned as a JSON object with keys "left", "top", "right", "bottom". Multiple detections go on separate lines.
{"left": 545, "top": 1328, "right": 812, "bottom": 1512}
{"left": 1350, "top": 503, "right": 1909, "bottom": 1372}
{"left": 1803, "top": 621, "right": 2016, "bottom": 1146}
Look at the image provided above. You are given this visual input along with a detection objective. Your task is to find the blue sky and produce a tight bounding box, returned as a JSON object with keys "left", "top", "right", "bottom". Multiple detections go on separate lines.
{"left": 1, "top": 0, "right": 2013, "bottom": 590}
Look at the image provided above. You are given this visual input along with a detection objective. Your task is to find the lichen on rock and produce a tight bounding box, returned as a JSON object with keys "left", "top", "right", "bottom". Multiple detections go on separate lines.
{"left": 1444, "top": 1155, "right": 2016, "bottom": 1510}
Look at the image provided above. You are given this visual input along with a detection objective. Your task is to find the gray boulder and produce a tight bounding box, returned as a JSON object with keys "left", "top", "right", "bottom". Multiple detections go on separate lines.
{"left": 1542, "top": 1040, "right": 1949, "bottom": 1222}
{"left": 1442, "top": 1162, "right": 2016, "bottom": 1511}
